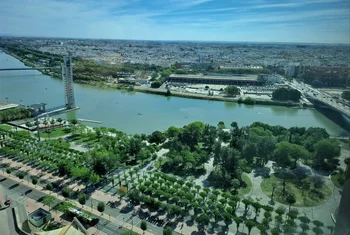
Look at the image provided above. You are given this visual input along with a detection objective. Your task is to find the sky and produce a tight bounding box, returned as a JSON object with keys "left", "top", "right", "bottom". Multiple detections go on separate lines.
{"left": 0, "top": 0, "right": 349, "bottom": 43}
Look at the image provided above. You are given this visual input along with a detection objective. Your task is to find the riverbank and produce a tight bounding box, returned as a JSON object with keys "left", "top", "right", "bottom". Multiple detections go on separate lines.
{"left": 2, "top": 49, "right": 313, "bottom": 110}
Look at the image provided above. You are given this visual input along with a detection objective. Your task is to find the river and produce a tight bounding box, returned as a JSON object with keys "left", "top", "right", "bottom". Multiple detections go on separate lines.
{"left": 0, "top": 51, "right": 348, "bottom": 136}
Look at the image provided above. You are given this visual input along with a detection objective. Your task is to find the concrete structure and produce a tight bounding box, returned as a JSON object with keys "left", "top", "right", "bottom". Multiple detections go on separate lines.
{"left": 33, "top": 218, "right": 89, "bottom": 235}
{"left": 258, "top": 74, "right": 283, "bottom": 84}
{"left": 285, "top": 62, "right": 301, "bottom": 77}
{"left": 62, "top": 53, "right": 76, "bottom": 109}
{"left": 334, "top": 164, "right": 350, "bottom": 235}
{"left": 0, "top": 101, "right": 18, "bottom": 111}
{"left": 28, "top": 208, "right": 52, "bottom": 228}
{"left": 168, "top": 74, "right": 261, "bottom": 85}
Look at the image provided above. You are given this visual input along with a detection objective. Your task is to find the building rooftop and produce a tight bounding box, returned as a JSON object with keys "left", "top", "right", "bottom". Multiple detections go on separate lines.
{"left": 169, "top": 74, "right": 259, "bottom": 81}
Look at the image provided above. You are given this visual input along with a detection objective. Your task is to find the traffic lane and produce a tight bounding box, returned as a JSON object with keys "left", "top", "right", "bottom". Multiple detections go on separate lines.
{"left": 0, "top": 177, "right": 45, "bottom": 202}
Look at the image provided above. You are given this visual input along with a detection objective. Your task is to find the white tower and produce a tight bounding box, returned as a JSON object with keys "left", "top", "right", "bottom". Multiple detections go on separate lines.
{"left": 62, "top": 53, "right": 75, "bottom": 109}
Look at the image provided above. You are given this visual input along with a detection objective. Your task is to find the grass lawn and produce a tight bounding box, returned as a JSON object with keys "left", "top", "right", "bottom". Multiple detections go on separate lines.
{"left": 238, "top": 173, "right": 252, "bottom": 196}
{"left": 331, "top": 172, "right": 345, "bottom": 189}
{"left": 40, "top": 128, "right": 71, "bottom": 138}
{"left": 261, "top": 174, "right": 331, "bottom": 207}
{"left": 0, "top": 124, "right": 12, "bottom": 131}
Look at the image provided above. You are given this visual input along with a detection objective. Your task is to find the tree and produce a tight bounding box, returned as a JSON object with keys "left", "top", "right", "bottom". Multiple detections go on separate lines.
{"left": 148, "top": 131, "right": 166, "bottom": 144}
{"left": 17, "top": 171, "right": 25, "bottom": 180}
{"left": 313, "top": 220, "right": 324, "bottom": 228}
{"left": 300, "top": 223, "right": 310, "bottom": 232}
{"left": 196, "top": 213, "right": 210, "bottom": 228}
{"left": 141, "top": 220, "right": 147, "bottom": 233}
{"left": 43, "top": 195, "right": 56, "bottom": 210}
{"left": 287, "top": 208, "right": 299, "bottom": 221}
{"left": 276, "top": 168, "right": 296, "bottom": 196}
{"left": 71, "top": 119, "right": 78, "bottom": 125}
{"left": 166, "top": 126, "right": 181, "bottom": 138}
{"left": 62, "top": 187, "right": 71, "bottom": 198}
{"left": 326, "top": 225, "right": 334, "bottom": 235}
{"left": 224, "top": 86, "right": 240, "bottom": 97}
{"left": 78, "top": 193, "right": 87, "bottom": 207}
{"left": 97, "top": 202, "right": 105, "bottom": 214}
{"left": 245, "top": 220, "right": 256, "bottom": 235}
{"left": 311, "top": 175, "right": 325, "bottom": 191}
{"left": 312, "top": 227, "right": 324, "bottom": 235}
{"left": 46, "top": 182, "right": 53, "bottom": 191}
{"left": 163, "top": 226, "right": 173, "bottom": 235}
{"left": 90, "top": 173, "right": 101, "bottom": 185}
{"left": 257, "top": 224, "right": 268, "bottom": 235}
{"left": 313, "top": 139, "right": 340, "bottom": 169}
{"left": 32, "top": 176, "right": 38, "bottom": 187}
{"left": 272, "top": 88, "right": 301, "bottom": 101}
{"left": 57, "top": 118, "right": 63, "bottom": 124}
{"left": 286, "top": 193, "right": 296, "bottom": 212}
{"left": 234, "top": 217, "right": 243, "bottom": 233}
{"left": 276, "top": 206, "right": 286, "bottom": 217}
{"left": 298, "top": 216, "right": 311, "bottom": 224}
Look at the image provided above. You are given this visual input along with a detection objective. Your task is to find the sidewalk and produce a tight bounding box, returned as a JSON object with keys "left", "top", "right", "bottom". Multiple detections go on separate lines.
{"left": 0, "top": 170, "right": 152, "bottom": 235}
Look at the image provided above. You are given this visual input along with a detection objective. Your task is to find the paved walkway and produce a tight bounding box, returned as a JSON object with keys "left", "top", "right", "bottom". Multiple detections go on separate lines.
{"left": 246, "top": 160, "right": 340, "bottom": 230}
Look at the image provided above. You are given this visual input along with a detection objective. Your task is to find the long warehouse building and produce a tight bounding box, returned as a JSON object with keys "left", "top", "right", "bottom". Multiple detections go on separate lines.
{"left": 167, "top": 74, "right": 263, "bottom": 85}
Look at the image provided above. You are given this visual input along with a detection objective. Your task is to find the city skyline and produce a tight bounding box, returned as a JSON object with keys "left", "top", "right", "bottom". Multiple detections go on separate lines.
{"left": 0, "top": 0, "right": 349, "bottom": 44}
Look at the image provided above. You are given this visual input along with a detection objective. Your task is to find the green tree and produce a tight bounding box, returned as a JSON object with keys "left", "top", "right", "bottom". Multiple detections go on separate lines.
{"left": 17, "top": 171, "right": 25, "bottom": 180}
{"left": 97, "top": 202, "right": 105, "bottom": 214}
{"left": 148, "top": 131, "right": 166, "bottom": 144}
{"left": 245, "top": 220, "right": 257, "bottom": 235}
{"left": 234, "top": 217, "right": 243, "bottom": 233}
{"left": 71, "top": 119, "right": 78, "bottom": 125}
{"left": 163, "top": 226, "right": 173, "bottom": 235}
{"left": 224, "top": 86, "right": 240, "bottom": 97}
{"left": 90, "top": 173, "right": 101, "bottom": 185}
{"left": 286, "top": 193, "right": 296, "bottom": 212}
{"left": 43, "top": 195, "right": 56, "bottom": 210}
{"left": 272, "top": 88, "right": 301, "bottom": 101}
{"left": 141, "top": 220, "right": 147, "bottom": 234}
{"left": 78, "top": 193, "right": 87, "bottom": 207}
{"left": 31, "top": 176, "right": 38, "bottom": 186}
{"left": 62, "top": 187, "right": 70, "bottom": 198}
{"left": 46, "top": 182, "right": 53, "bottom": 191}
{"left": 313, "top": 139, "right": 340, "bottom": 169}
{"left": 196, "top": 213, "right": 210, "bottom": 228}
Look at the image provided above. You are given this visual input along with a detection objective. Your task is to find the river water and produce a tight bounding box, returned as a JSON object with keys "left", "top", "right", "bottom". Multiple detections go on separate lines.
{"left": 0, "top": 52, "right": 347, "bottom": 136}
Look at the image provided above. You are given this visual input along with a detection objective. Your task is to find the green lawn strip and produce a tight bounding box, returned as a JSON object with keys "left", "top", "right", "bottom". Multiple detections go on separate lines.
{"left": 331, "top": 173, "right": 344, "bottom": 189}
{"left": 40, "top": 128, "right": 71, "bottom": 138}
{"left": 238, "top": 173, "right": 252, "bottom": 196}
{"left": 0, "top": 124, "right": 12, "bottom": 131}
{"left": 261, "top": 174, "right": 331, "bottom": 207}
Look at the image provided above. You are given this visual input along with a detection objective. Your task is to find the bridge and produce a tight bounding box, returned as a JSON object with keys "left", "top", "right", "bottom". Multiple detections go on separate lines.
{"left": 37, "top": 105, "right": 79, "bottom": 119}
{"left": 0, "top": 67, "right": 60, "bottom": 71}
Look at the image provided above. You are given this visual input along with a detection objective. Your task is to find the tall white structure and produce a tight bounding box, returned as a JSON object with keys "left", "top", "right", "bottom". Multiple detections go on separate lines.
{"left": 62, "top": 53, "right": 75, "bottom": 109}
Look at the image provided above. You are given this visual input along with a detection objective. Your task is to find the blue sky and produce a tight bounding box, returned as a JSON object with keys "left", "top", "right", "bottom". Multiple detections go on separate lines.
{"left": 0, "top": 0, "right": 349, "bottom": 43}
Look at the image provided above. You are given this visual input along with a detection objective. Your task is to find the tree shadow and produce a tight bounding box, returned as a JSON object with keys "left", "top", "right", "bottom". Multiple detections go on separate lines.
{"left": 9, "top": 183, "right": 19, "bottom": 189}
{"left": 254, "top": 166, "right": 271, "bottom": 178}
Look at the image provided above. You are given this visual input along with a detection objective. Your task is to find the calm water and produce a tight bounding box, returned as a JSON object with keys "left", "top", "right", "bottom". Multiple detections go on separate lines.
{"left": 0, "top": 51, "right": 347, "bottom": 135}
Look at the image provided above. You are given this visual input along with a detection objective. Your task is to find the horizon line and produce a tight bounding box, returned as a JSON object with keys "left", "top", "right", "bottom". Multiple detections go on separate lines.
{"left": 1, "top": 35, "right": 349, "bottom": 46}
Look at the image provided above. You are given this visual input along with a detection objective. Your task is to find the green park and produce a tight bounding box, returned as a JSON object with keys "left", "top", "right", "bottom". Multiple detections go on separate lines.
{"left": 0, "top": 119, "right": 348, "bottom": 235}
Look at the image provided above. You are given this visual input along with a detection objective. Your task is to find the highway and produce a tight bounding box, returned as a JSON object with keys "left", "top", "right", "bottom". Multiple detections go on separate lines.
{"left": 287, "top": 79, "right": 350, "bottom": 118}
